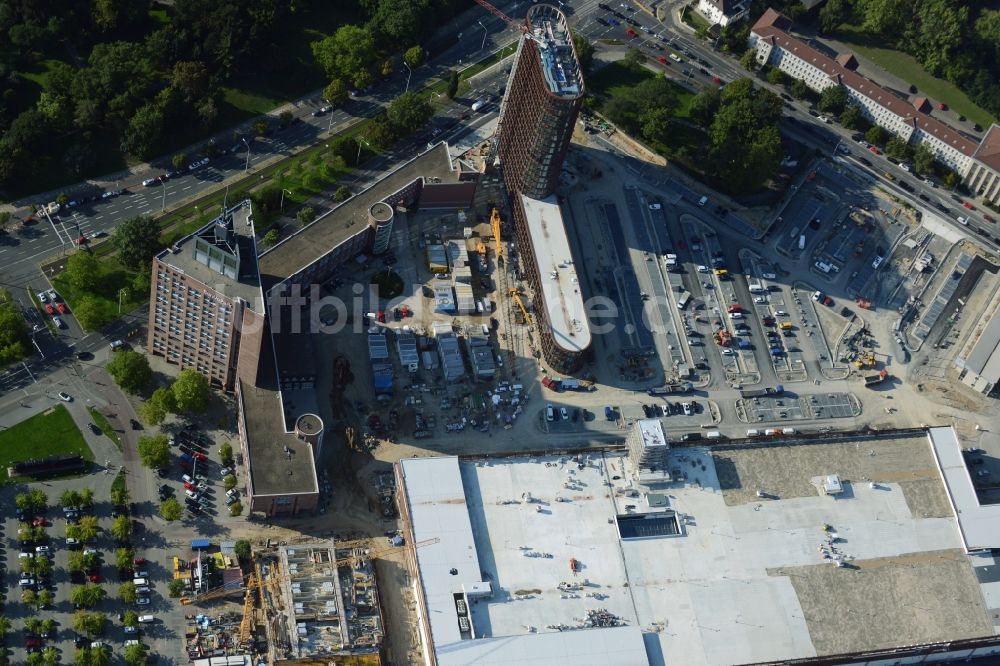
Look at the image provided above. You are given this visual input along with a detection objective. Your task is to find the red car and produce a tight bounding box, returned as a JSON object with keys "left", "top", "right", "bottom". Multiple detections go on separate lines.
{"left": 26, "top": 638, "right": 41, "bottom": 647}
{"left": 727, "top": 304, "right": 743, "bottom": 313}
{"left": 57, "top": 302, "right": 68, "bottom": 314}
{"left": 45, "top": 303, "right": 55, "bottom": 314}
{"left": 184, "top": 482, "right": 194, "bottom": 491}
{"left": 31, "top": 518, "right": 48, "bottom": 527}
{"left": 377, "top": 310, "right": 386, "bottom": 323}
{"left": 658, "top": 55, "right": 667, "bottom": 65}
{"left": 963, "top": 201, "right": 974, "bottom": 210}
{"left": 712, "top": 76, "right": 722, "bottom": 85}
{"left": 626, "top": 28, "right": 637, "bottom": 38}
{"left": 89, "top": 573, "right": 100, "bottom": 583}
{"left": 938, "top": 102, "right": 948, "bottom": 110}
{"left": 984, "top": 214, "right": 995, "bottom": 223}
{"left": 868, "top": 145, "right": 881, "bottom": 155}
{"left": 134, "top": 557, "right": 147, "bottom": 566}
{"left": 823, "top": 296, "right": 834, "bottom": 306}
{"left": 194, "top": 452, "right": 207, "bottom": 461}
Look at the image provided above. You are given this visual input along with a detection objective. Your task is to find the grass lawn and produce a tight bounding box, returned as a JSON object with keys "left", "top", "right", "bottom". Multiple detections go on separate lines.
{"left": 0, "top": 405, "right": 94, "bottom": 481}
{"left": 681, "top": 5, "right": 711, "bottom": 33}
{"left": 87, "top": 407, "right": 121, "bottom": 450}
{"left": 835, "top": 26, "right": 996, "bottom": 129}
{"left": 588, "top": 61, "right": 657, "bottom": 99}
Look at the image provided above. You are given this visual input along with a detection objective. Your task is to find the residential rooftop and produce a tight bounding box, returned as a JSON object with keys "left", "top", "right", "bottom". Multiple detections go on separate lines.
{"left": 519, "top": 193, "right": 591, "bottom": 354}
{"left": 398, "top": 430, "right": 997, "bottom": 666}
{"left": 751, "top": 14, "right": 979, "bottom": 158}
{"left": 257, "top": 142, "right": 457, "bottom": 290}
{"left": 156, "top": 200, "right": 263, "bottom": 307}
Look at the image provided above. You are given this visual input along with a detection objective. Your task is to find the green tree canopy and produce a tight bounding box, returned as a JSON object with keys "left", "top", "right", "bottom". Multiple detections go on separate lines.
{"left": 120, "top": 103, "right": 164, "bottom": 159}
{"left": 404, "top": 45, "right": 424, "bottom": 68}
{"left": 818, "top": 84, "right": 849, "bottom": 115}
{"left": 168, "top": 579, "right": 188, "bottom": 597}
{"left": 572, "top": 32, "right": 594, "bottom": 75}
{"left": 839, "top": 104, "right": 862, "bottom": 129}
{"left": 111, "top": 216, "right": 162, "bottom": 271}
{"left": 70, "top": 583, "right": 106, "bottom": 608}
{"left": 865, "top": 124, "right": 887, "bottom": 146}
{"left": 106, "top": 350, "right": 151, "bottom": 394}
{"left": 172, "top": 368, "right": 211, "bottom": 412}
{"left": 387, "top": 91, "right": 433, "bottom": 135}
{"left": 137, "top": 434, "right": 170, "bottom": 470}
{"left": 160, "top": 496, "right": 183, "bottom": 521}
{"left": 324, "top": 78, "right": 348, "bottom": 107}
{"left": 139, "top": 386, "right": 176, "bottom": 425}
{"left": 111, "top": 515, "right": 132, "bottom": 542}
{"left": 123, "top": 642, "right": 148, "bottom": 666}
{"left": 234, "top": 539, "right": 251, "bottom": 559}
{"left": 66, "top": 252, "right": 102, "bottom": 292}
{"left": 311, "top": 25, "right": 376, "bottom": 84}
{"left": 791, "top": 78, "right": 809, "bottom": 99}
{"left": 118, "top": 581, "right": 138, "bottom": 604}
{"left": 913, "top": 142, "right": 935, "bottom": 174}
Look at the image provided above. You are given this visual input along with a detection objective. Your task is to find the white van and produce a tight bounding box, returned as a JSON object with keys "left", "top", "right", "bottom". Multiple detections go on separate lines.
{"left": 746, "top": 429, "right": 760, "bottom": 437}
{"left": 729, "top": 311, "right": 744, "bottom": 320}
{"left": 697, "top": 195, "right": 708, "bottom": 206}
{"left": 481, "top": 324, "right": 490, "bottom": 336}
{"left": 471, "top": 97, "right": 488, "bottom": 112}
{"left": 781, "top": 427, "right": 796, "bottom": 435}
{"left": 706, "top": 431, "right": 723, "bottom": 439}
{"left": 132, "top": 578, "right": 148, "bottom": 587}
{"left": 545, "top": 404, "right": 555, "bottom": 422}
{"left": 138, "top": 615, "right": 155, "bottom": 624}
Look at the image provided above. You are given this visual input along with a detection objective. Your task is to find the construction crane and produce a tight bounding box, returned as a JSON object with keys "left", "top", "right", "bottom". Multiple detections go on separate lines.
{"left": 491, "top": 207, "right": 504, "bottom": 262}
{"left": 508, "top": 288, "right": 533, "bottom": 326}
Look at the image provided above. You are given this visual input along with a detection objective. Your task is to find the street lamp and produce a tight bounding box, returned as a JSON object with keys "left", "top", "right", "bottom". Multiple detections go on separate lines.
{"left": 118, "top": 288, "right": 128, "bottom": 315}
{"left": 242, "top": 138, "right": 251, "bottom": 173}
{"left": 403, "top": 60, "right": 413, "bottom": 93}
{"left": 356, "top": 137, "right": 372, "bottom": 164}
{"left": 478, "top": 20, "right": 489, "bottom": 51}
{"left": 280, "top": 189, "right": 293, "bottom": 213}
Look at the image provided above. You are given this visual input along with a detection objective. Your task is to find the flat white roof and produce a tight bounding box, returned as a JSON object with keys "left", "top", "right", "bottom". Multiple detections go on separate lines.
{"left": 927, "top": 426, "right": 1000, "bottom": 552}
{"left": 519, "top": 193, "right": 592, "bottom": 353}
{"left": 637, "top": 418, "right": 667, "bottom": 450}
{"left": 400, "top": 444, "right": 985, "bottom": 666}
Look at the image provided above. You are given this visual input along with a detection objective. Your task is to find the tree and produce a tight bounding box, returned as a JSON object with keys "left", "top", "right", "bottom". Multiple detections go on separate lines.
{"left": 42, "top": 647, "right": 59, "bottom": 666}
{"left": 137, "top": 434, "right": 170, "bottom": 470}
{"left": 26, "top": 618, "right": 42, "bottom": 635}
{"left": 111, "top": 474, "right": 129, "bottom": 506}
{"left": 818, "top": 84, "right": 849, "bottom": 115}
{"left": 106, "top": 351, "right": 151, "bottom": 394}
{"left": 333, "top": 186, "right": 351, "bottom": 202}
{"left": 740, "top": 49, "right": 758, "bottom": 72}
{"left": 123, "top": 643, "right": 147, "bottom": 666}
{"left": 22, "top": 588, "right": 37, "bottom": 605}
{"left": 260, "top": 229, "right": 281, "bottom": 248}
{"left": 942, "top": 169, "right": 959, "bottom": 188}
{"left": 123, "top": 611, "right": 139, "bottom": 627}
{"left": 111, "top": 216, "right": 162, "bottom": 271}
{"left": 31, "top": 555, "right": 51, "bottom": 578}
{"left": 30, "top": 489, "right": 48, "bottom": 509}
{"left": 865, "top": 124, "right": 886, "bottom": 146}
{"left": 0, "top": 617, "right": 8, "bottom": 639}
{"left": 111, "top": 515, "right": 132, "bottom": 542}
{"left": 90, "top": 644, "right": 111, "bottom": 666}
{"left": 311, "top": 25, "right": 376, "bottom": 83}
{"left": 234, "top": 539, "right": 251, "bottom": 559}
{"left": 766, "top": 67, "right": 787, "bottom": 85}
{"left": 839, "top": 104, "right": 862, "bottom": 129}
{"left": 572, "top": 32, "right": 594, "bottom": 75}
{"left": 913, "top": 143, "right": 935, "bottom": 174}
{"left": 61, "top": 489, "right": 82, "bottom": 508}
{"left": 172, "top": 368, "right": 210, "bottom": 412}
{"left": 229, "top": 501, "right": 243, "bottom": 516}
{"left": 220, "top": 442, "right": 234, "bottom": 465}
{"left": 77, "top": 515, "right": 100, "bottom": 543}
{"left": 172, "top": 153, "right": 189, "bottom": 171}
{"left": 118, "top": 581, "right": 138, "bottom": 604}
{"left": 254, "top": 119, "right": 270, "bottom": 136}
{"left": 791, "top": 78, "right": 809, "bottom": 100}
{"left": 65, "top": 252, "right": 102, "bottom": 292}
{"left": 168, "top": 579, "right": 187, "bottom": 597}
{"left": 323, "top": 78, "right": 348, "bottom": 108}
{"left": 73, "top": 296, "right": 116, "bottom": 331}
{"left": 387, "top": 91, "right": 433, "bottom": 134}
{"left": 139, "top": 386, "right": 176, "bottom": 426}
{"left": 70, "top": 584, "right": 106, "bottom": 608}
{"left": 79, "top": 488, "right": 95, "bottom": 508}
{"left": 121, "top": 104, "right": 164, "bottom": 159}
{"left": 298, "top": 207, "right": 317, "bottom": 226}
{"left": 75, "top": 648, "right": 91, "bottom": 666}
{"left": 859, "top": 0, "right": 911, "bottom": 35}
{"left": 38, "top": 590, "right": 54, "bottom": 609}
{"left": 41, "top": 618, "right": 56, "bottom": 637}
{"left": 446, "top": 70, "right": 459, "bottom": 100}
{"left": 380, "top": 58, "right": 394, "bottom": 77}
{"left": 224, "top": 474, "right": 237, "bottom": 491}
{"left": 885, "top": 135, "right": 912, "bottom": 161}
{"left": 68, "top": 551, "right": 86, "bottom": 573}
{"left": 26, "top": 653, "right": 43, "bottom": 666}
{"left": 116, "top": 548, "right": 135, "bottom": 571}
{"left": 819, "top": 0, "right": 851, "bottom": 34}
{"left": 404, "top": 46, "right": 424, "bottom": 68}
{"left": 160, "top": 497, "right": 183, "bottom": 522}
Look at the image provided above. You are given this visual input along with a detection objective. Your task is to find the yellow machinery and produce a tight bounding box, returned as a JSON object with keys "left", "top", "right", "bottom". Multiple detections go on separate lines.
{"left": 491, "top": 207, "right": 504, "bottom": 261}
{"left": 508, "top": 288, "right": 532, "bottom": 325}
{"left": 854, "top": 352, "right": 875, "bottom": 370}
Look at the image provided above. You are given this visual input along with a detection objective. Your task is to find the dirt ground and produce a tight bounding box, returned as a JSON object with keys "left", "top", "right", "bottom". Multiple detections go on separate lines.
{"left": 712, "top": 433, "right": 952, "bottom": 518}
{"left": 768, "top": 549, "right": 991, "bottom": 655}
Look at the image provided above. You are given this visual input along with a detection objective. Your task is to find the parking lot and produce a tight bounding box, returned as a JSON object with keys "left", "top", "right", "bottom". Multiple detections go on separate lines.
{"left": 740, "top": 392, "right": 858, "bottom": 423}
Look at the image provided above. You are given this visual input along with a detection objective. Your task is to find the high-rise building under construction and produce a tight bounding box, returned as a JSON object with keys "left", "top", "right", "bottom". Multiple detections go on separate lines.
{"left": 495, "top": 3, "right": 592, "bottom": 373}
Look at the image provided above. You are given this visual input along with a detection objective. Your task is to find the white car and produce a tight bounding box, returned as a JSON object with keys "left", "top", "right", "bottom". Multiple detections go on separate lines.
{"left": 899, "top": 163, "right": 910, "bottom": 172}
{"left": 136, "top": 597, "right": 151, "bottom": 606}
{"left": 721, "top": 348, "right": 735, "bottom": 356}
{"left": 560, "top": 407, "right": 569, "bottom": 420}
{"left": 142, "top": 177, "right": 159, "bottom": 187}
{"left": 47, "top": 289, "right": 58, "bottom": 301}
{"left": 545, "top": 404, "right": 555, "bottom": 422}
{"left": 58, "top": 392, "right": 72, "bottom": 402}
{"left": 53, "top": 316, "right": 64, "bottom": 329}
{"left": 37, "top": 291, "right": 48, "bottom": 303}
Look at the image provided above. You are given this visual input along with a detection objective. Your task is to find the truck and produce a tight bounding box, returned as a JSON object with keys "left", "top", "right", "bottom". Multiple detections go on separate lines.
{"left": 676, "top": 291, "right": 691, "bottom": 310}
{"left": 748, "top": 279, "right": 765, "bottom": 294}
{"left": 560, "top": 378, "right": 595, "bottom": 392}
{"left": 739, "top": 385, "right": 784, "bottom": 399}
{"left": 541, "top": 376, "right": 562, "bottom": 391}
{"left": 663, "top": 253, "right": 678, "bottom": 269}
{"left": 864, "top": 369, "right": 889, "bottom": 387}
{"left": 647, "top": 382, "right": 693, "bottom": 396}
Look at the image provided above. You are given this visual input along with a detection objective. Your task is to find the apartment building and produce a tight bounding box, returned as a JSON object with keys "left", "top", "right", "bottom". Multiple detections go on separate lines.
{"left": 750, "top": 8, "right": 984, "bottom": 183}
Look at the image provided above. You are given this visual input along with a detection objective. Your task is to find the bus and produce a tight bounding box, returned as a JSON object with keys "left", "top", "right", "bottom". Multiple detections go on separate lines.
{"left": 677, "top": 291, "right": 692, "bottom": 310}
